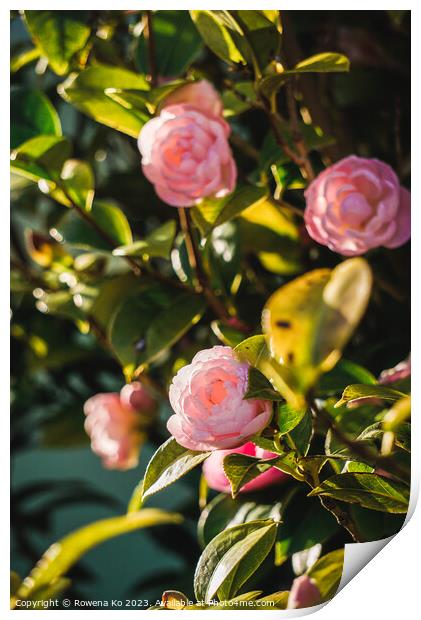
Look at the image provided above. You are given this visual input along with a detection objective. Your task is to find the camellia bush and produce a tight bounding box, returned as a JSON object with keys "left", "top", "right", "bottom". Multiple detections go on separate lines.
{"left": 11, "top": 9, "right": 410, "bottom": 611}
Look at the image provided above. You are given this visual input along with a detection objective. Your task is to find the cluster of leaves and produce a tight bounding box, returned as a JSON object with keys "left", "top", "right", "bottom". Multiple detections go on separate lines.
{"left": 11, "top": 9, "right": 410, "bottom": 609}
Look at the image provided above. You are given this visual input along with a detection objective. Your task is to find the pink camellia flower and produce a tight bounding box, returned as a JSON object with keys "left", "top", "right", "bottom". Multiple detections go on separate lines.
{"left": 203, "top": 441, "right": 286, "bottom": 494}
{"left": 167, "top": 346, "right": 272, "bottom": 451}
{"left": 138, "top": 82, "right": 236, "bottom": 207}
{"left": 304, "top": 155, "right": 410, "bottom": 256}
{"left": 287, "top": 575, "right": 321, "bottom": 609}
{"left": 158, "top": 80, "right": 223, "bottom": 118}
{"left": 84, "top": 382, "right": 157, "bottom": 471}
{"left": 379, "top": 355, "right": 411, "bottom": 384}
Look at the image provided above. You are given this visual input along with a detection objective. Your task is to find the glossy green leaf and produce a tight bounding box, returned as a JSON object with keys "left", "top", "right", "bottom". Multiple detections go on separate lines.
{"left": 11, "top": 87, "right": 61, "bottom": 149}
{"left": 24, "top": 10, "right": 91, "bottom": 75}
{"left": 60, "top": 159, "right": 95, "bottom": 211}
{"left": 105, "top": 80, "right": 188, "bottom": 116}
{"left": 194, "top": 519, "right": 278, "bottom": 603}
{"left": 335, "top": 384, "right": 406, "bottom": 408}
{"left": 277, "top": 403, "right": 307, "bottom": 434}
{"left": 142, "top": 437, "right": 211, "bottom": 501}
{"left": 137, "top": 11, "right": 203, "bottom": 77}
{"left": 307, "top": 548, "right": 344, "bottom": 601}
{"left": 223, "top": 453, "right": 278, "bottom": 497}
{"left": 263, "top": 258, "right": 373, "bottom": 397}
{"left": 192, "top": 186, "right": 267, "bottom": 237}
{"left": 309, "top": 473, "right": 410, "bottom": 513}
{"left": 357, "top": 422, "right": 411, "bottom": 453}
{"left": 113, "top": 220, "right": 176, "bottom": 259}
{"left": 198, "top": 493, "right": 282, "bottom": 548}
{"left": 260, "top": 52, "right": 350, "bottom": 97}
{"left": 190, "top": 10, "right": 246, "bottom": 65}
{"left": 10, "top": 46, "right": 40, "bottom": 73}
{"left": 55, "top": 201, "right": 132, "bottom": 251}
{"left": 11, "top": 135, "right": 71, "bottom": 186}
{"left": 16, "top": 509, "right": 183, "bottom": 600}
{"left": 235, "top": 335, "right": 300, "bottom": 407}
{"left": 287, "top": 410, "right": 313, "bottom": 456}
{"left": 109, "top": 289, "right": 205, "bottom": 374}
{"left": 245, "top": 367, "right": 284, "bottom": 401}
{"left": 231, "top": 10, "right": 280, "bottom": 73}
{"left": 319, "top": 358, "right": 377, "bottom": 396}
{"left": 59, "top": 65, "right": 150, "bottom": 137}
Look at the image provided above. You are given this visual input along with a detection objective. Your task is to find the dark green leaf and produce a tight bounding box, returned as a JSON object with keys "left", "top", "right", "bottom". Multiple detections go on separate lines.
{"left": 309, "top": 473, "right": 410, "bottom": 513}
{"left": 223, "top": 453, "right": 278, "bottom": 497}
{"left": 113, "top": 221, "right": 176, "bottom": 259}
{"left": 245, "top": 367, "right": 284, "bottom": 401}
{"left": 287, "top": 410, "right": 313, "bottom": 456}
{"left": 137, "top": 11, "right": 203, "bottom": 77}
{"left": 210, "top": 320, "right": 245, "bottom": 347}
{"left": 192, "top": 185, "right": 267, "bottom": 236}
{"left": 24, "top": 10, "right": 91, "bottom": 75}
{"left": 142, "top": 437, "right": 210, "bottom": 501}
{"left": 319, "top": 359, "right": 377, "bottom": 396}
{"left": 55, "top": 200, "right": 132, "bottom": 251}
{"left": 335, "top": 384, "right": 406, "bottom": 408}
{"left": 194, "top": 519, "right": 278, "bottom": 603}
{"left": 11, "top": 87, "right": 61, "bottom": 149}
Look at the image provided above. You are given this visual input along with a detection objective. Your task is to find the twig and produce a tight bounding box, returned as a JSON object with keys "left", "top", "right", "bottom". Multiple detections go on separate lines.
{"left": 177, "top": 208, "right": 231, "bottom": 323}
{"left": 144, "top": 11, "right": 158, "bottom": 87}
{"left": 286, "top": 81, "right": 315, "bottom": 181}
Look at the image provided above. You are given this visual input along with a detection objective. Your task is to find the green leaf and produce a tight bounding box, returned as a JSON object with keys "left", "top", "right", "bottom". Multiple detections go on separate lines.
{"left": 59, "top": 65, "right": 150, "bottom": 137}
{"left": 319, "top": 358, "right": 377, "bottom": 396}
{"left": 105, "top": 80, "right": 189, "bottom": 116}
{"left": 198, "top": 493, "right": 282, "bottom": 548}
{"left": 24, "top": 10, "right": 91, "bottom": 75}
{"left": 260, "top": 52, "right": 350, "bottom": 97}
{"left": 245, "top": 367, "right": 284, "bottom": 401}
{"left": 235, "top": 335, "right": 302, "bottom": 408}
{"left": 16, "top": 509, "right": 183, "bottom": 600}
{"left": 335, "top": 384, "right": 406, "bottom": 408}
{"left": 60, "top": 159, "right": 95, "bottom": 211}
{"left": 309, "top": 473, "right": 410, "bottom": 514}
{"left": 263, "top": 258, "right": 373, "bottom": 397}
{"left": 294, "top": 52, "right": 350, "bottom": 73}
{"left": 11, "top": 87, "right": 61, "bottom": 149}
{"left": 194, "top": 519, "right": 278, "bottom": 603}
{"left": 142, "top": 437, "right": 211, "bottom": 501}
{"left": 10, "top": 46, "right": 41, "bottom": 73}
{"left": 11, "top": 135, "right": 71, "bottom": 186}
{"left": 357, "top": 422, "right": 411, "bottom": 453}
{"left": 307, "top": 548, "right": 344, "bottom": 601}
{"left": 231, "top": 10, "right": 281, "bottom": 73}
{"left": 277, "top": 403, "right": 307, "bottom": 434}
{"left": 222, "top": 82, "right": 256, "bottom": 117}
{"left": 192, "top": 186, "right": 267, "bottom": 237}
{"left": 109, "top": 289, "right": 205, "bottom": 374}
{"left": 137, "top": 11, "right": 203, "bottom": 77}
{"left": 287, "top": 410, "right": 313, "bottom": 456}
{"left": 223, "top": 454, "right": 279, "bottom": 497}
{"left": 190, "top": 10, "right": 246, "bottom": 65}
{"left": 55, "top": 200, "right": 132, "bottom": 251}
{"left": 113, "top": 220, "right": 176, "bottom": 259}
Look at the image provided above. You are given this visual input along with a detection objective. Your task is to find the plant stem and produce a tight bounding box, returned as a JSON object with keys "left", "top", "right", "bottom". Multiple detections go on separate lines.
{"left": 285, "top": 81, "right": 315, "bottom": 181}
{"left": 145, "top": 10, "right": 158, "bottom": 87}
{"left": 177, "top": 208, "right": 231, "bottom": 323}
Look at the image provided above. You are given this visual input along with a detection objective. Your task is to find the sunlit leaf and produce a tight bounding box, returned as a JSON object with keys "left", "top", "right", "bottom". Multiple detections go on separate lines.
{"left": 307, "top": 548, "right": 344, "bottom": 601}
{"left": 142, "top": 437, "right": 211, "bottom": 501}
{"left": 335, "top": 384, "right": 406, "bottom": 408}
{"left": 263, "top": 258, "right": 372, "bottom": 396}
{"left": 309, "top": 473, "right": 410, "bottom": 514}
{"left": 113, "top": 220, "right": 176, "bottom": 259}
{"left": 11, "top": 87, "right": 61, "bottom": 149}
{"left": 24, "top": 10, "right": 91, "bottom": 75}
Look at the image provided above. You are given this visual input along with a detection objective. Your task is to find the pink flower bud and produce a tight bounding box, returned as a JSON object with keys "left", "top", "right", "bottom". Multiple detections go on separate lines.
{"left": 167, "top": 346, "right": 272, "bottom": 451}
{"left": 84, "top": 383, "right": 157, "bottom": 471}
{"left": 203, "top": 441, "right": 286, "bottom": 493}
{"left": 304, "top": 155, "right": 410, "bottom": 256}
{"left": 287, "top": 575, "right": 321, "bottom": 609}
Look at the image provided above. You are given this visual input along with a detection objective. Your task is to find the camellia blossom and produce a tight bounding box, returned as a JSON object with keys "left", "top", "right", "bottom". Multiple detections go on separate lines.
{"left": 203, "top": 441, "right": 286, "bottom": 494}
{"left": 304, "top": 155, "right": 411, "bottom": 256}
{"left": 379, "top": 355, "right": 411, "bottom": 384}
{"left": 287, "top": 575, "right": 321, "bottom": 609}
{"left": 167, "top": 346, "right": 272, "bottom": 451}
{"left": 84, "top": 382, "right": 157, "bottom": 471}
{"left": 138, "top": 80, "right": 236, "bottom": 207}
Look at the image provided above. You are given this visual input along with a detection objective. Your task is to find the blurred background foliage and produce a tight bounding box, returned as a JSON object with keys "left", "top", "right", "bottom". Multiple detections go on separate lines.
{"left": 10, "top": 9, "right": 410, "bottom": 605}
